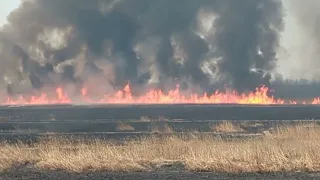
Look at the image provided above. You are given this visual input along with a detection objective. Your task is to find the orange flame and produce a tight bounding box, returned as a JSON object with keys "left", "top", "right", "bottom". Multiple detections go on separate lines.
{"left": 2, "top": 84, "right": 320, "bottom": 105}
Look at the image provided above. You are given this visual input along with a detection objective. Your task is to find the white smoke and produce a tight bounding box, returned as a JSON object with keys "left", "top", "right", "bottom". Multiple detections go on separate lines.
{"left": 277, "top": 0, "right": 320, "bottom": 80}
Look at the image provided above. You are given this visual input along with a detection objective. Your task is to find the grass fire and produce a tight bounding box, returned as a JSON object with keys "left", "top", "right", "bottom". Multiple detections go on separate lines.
{"left": 4, "top": 84, "right": 320, "bottom": 105}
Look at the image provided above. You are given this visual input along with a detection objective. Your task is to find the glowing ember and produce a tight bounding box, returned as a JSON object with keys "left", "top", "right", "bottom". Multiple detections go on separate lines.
{"left": 2, "top": 84, "right": 320, "bottom": 105}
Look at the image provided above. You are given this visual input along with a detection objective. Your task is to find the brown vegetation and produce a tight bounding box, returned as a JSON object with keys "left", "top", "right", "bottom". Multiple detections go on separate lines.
{"left": 1, "top": 123, "right": 320, "bottom": 173}
{"left": 115, "top": 122, "right": 135, "bottom": 131}
{"left": 211, "top": 120, "right": 245, "bottom": 133}
{"left": 150, "top": 123, "right": 173, "bottom": 133}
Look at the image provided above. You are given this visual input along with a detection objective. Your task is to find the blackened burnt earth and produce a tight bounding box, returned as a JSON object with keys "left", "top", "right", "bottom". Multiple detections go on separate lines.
{"left": 1, "top": 166, "right": 320, "bottom": 180}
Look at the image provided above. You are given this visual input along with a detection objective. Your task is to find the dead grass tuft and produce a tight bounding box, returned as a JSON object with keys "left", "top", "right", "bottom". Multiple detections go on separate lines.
{"left": 115, "top": 122, "right": 135, "bottom": 131}
{"left": 264, "top": 122, "right": 320, "bottom": 140}
{"left": 1, "top": 123, "right": 320, "bottom": 173}
{"left": 151, "top": 123, "right": 173, "bottom": 133}
{"left": 211, "top": 121, "right": 245, "bottom": 133}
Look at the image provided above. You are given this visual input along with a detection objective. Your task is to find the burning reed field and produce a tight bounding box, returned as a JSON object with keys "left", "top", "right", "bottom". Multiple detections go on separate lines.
{"left": 2, "top": 0, "right": 320, "bottom": 179}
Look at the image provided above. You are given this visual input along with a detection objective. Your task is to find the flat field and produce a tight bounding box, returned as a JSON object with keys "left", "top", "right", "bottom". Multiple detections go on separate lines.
{"left": 1, "top": 122, "right": 320, "bottom": 179}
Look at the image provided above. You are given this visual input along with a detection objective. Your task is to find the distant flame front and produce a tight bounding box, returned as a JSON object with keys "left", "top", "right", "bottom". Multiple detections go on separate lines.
{"left": 3, "top": 84, "right": 320, "bottom": 105}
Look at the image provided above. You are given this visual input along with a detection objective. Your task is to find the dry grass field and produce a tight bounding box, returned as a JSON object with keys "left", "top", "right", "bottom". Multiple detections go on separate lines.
{"left": 1, "top": 121, "right": 320, "bottom": 173}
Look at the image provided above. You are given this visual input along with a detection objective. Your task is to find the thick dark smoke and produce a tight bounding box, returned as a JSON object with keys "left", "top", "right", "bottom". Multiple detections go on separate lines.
{"left": 212, "top": 0, "right": 283, "bottom": 92}
{"left": 0, "top": 0, "right": 284, "bottom": 95}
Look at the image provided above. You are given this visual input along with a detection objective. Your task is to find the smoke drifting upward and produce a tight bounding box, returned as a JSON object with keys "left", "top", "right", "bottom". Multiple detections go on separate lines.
{"left": 277, "top": 0, "right": 320, "bottom": 80}
{"left": 0, "top": 0, "right": 284, "bottom": 95}
{"left": 212, "top": 0, "right": 283, "bottom": 91}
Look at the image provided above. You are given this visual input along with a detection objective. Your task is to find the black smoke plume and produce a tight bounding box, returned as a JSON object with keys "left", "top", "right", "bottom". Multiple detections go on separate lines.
{"left": 0, "top": 0, "right": 284, "bottom": 95}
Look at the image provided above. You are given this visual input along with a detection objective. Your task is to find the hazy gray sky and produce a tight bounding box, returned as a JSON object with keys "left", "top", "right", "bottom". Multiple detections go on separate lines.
{"left": 0, "top": 0, "right": 20, "bottom": 26}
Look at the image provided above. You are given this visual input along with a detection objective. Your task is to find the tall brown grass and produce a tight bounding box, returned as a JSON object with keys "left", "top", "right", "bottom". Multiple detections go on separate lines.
{"left": 1, "top": 123, "right": 320, "bottom": 173}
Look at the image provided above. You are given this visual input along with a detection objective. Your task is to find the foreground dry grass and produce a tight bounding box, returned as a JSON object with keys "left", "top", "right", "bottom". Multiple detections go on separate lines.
{"left": 1, "top": 123, "right": 320, "bottom": 173}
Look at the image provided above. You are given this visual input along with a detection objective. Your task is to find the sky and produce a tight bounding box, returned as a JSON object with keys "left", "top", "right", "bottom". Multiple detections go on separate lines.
{"left": 0, "top": 0, "right": 20, "bottom": 26}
